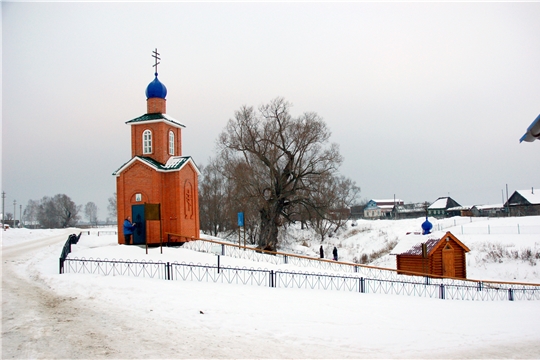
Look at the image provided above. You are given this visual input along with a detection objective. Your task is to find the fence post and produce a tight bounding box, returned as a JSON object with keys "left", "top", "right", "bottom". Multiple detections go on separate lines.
{"left": 477, "top": 281, "right": 483, "bottom": 291}
{"left": 509, "top": 288, "right": 514, "bottom": 301}
{"left": 488, "top": 224, "right": 490, "bottom": 234}
{"left": 270, "top": 270, "right": 275, "bottom": 288}
{"left": 360, "top": 277, "right": 365, "bottom": 293}
{"left": 439, "top": 284, "right": 445, "bottom": 300}
{"left": 222, "top": 244, "right": 225, "bottom": 256}
{"left": 517, "top": 224, "right": 520, "bottom": 235}
{"left": 425, "top": 276, "right": 430, "bottom": 285}
{"left": 217, "top": 255, "right": 220, "bottom": 273}
{"left": 284, "top": 255, "right": 288, "bottom": 264}
{"left": 166, "top": 262, "right": 171, "bottom": 280}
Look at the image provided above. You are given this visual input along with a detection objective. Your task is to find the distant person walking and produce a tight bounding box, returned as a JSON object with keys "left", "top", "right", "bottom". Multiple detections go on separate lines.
{"left": 333, "top": 246, "right": 338, "bottom": 261}
{"left": 320, "top": 245, "right": 324, "bottom": 259}
{"left": 123, "top": 216, "right": 136, "bottom": 245}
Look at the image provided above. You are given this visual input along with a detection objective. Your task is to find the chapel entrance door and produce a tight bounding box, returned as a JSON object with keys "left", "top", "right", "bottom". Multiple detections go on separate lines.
{"left": 131, "top": 204, "right": 146, "bottom": 245}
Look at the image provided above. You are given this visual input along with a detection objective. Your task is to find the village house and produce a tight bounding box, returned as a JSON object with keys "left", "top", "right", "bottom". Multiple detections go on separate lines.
{"left": 363, "top": 199, "right": 404, "bottom": 219}
{"left": 504, "top": 188, "right": 540, "bottom": 216}
{"left": 427, "top": 197, "right": 461, "bottom": 218}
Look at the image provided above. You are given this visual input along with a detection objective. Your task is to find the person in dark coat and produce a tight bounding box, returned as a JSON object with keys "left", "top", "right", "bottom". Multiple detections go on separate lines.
{"left": 319, "top": 245, "right": 324, "bottom": 259}
{"left": 123, "top": 216, "right": 136, "bottom": 245}
{"left": 333, "top": 246, "right": 338, "bottom": 261}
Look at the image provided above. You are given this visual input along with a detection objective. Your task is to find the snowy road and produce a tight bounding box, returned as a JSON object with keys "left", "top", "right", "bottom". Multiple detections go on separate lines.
{"left": 2, "top": 229, "right": 540, "bottom": 359}
{"left": 2, "top": 230, "right": 120, "bottom": 358}
{"left": 1, "top": 231, "right": 346, "bottom": 358}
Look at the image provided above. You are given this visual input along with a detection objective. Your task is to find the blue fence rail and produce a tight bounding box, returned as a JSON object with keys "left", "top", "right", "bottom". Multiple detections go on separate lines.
{"left": 62, "top": 256, "right": 540, "bottom": 301}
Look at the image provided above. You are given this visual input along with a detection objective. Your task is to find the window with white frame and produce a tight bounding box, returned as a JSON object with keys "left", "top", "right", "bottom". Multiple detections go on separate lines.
{"left": 169, "top": 130, "right": 175, "bottom": 155}
{"left": 143, "top": 130, "right": 152, "bottom": 154}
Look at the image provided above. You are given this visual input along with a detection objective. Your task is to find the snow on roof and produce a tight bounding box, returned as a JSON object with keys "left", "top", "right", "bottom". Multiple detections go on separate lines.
{"left": 372, "top": 199, "right": 404, "bottom": 204}
{"left": 397, "top": 238, "right": 440, "bottom": 256}
{"left": 395, "top": 206, "right": 425, "bottom": 213}
{"left": 125, "top": 113, "right": 186, "bottom": 128}
{"left": 447, "top": 206, "right": 471, "bottom": 211}
{"left": 113, "top": 155, "right": 200, "bottom": 176}
{"left": 428, "top": 198, "right": 448, "bottom": 209}
{"left": 390, "top": 231, "right": 447, "bottom": 255}
{"left": 164, "top": 156, "right": 190, "bottom": 169}
{"left": 515, "top": 189, "right": 540, "bottom": 205}
{"left": 474, "top": 204, "right": 504, "bottom": 210}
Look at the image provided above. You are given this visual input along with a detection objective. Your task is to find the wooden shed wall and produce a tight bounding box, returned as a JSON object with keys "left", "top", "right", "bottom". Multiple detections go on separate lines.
{"left": 396, "top": 236, "right": 467, "bottom": 278}
{"left": 396, "top": 255, "right": 430, "bottom": 274}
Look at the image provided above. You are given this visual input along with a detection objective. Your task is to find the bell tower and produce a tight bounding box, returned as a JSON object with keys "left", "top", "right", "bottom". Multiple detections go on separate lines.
{"left": 127, "top": 49, "right": 183, "bottom": 165}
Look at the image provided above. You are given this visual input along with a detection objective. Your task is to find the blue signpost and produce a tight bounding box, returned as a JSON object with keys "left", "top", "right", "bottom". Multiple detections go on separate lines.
{"left": 238, "top": 212, "right": 244, "bottom": 227}
{"left": 238, "top": 212, "right": 245, "bottom": 248}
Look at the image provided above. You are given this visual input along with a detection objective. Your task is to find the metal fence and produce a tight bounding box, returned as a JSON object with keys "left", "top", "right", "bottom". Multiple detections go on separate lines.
{"left": 434, "top": 220, "right": 540, "bottom": 235}
{"left": 182, "top": 237, "right": 367, "bottom": 274}
{"left": 62, "top": 256, "right": 540, "bottom": 301}
{"left": 181, "top": 236, "right": 540, "bottom": 285}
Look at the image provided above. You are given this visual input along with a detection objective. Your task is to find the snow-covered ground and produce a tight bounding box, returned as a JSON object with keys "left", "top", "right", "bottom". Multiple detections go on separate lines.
{"left": 2, "top": 216, "right": 540, "bottom": 358}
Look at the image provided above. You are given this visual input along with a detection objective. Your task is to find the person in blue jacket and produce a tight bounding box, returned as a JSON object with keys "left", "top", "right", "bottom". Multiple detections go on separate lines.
{"left": 123, "top": 216, "right": 136, "bottom": 245}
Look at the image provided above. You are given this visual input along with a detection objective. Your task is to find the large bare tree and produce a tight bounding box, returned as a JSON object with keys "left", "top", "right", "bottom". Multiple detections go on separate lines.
{"left": 36, "top": 194, "right": 80, "bottom": 228}
{"left": 218, "top": 97, "right": 353, "bottom": 251}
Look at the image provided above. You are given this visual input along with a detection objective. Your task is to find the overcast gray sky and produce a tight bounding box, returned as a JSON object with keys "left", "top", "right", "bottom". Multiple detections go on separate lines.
{"left": 2, "top": 2, "right": 540, "bottom": 221}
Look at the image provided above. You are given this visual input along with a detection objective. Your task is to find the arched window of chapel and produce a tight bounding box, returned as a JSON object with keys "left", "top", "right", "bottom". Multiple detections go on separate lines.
{"left": 143, "top": 130, "right": 152, "bottom": 154}
{"left": 169, "top": 130, "right": 175, "bottom": 155}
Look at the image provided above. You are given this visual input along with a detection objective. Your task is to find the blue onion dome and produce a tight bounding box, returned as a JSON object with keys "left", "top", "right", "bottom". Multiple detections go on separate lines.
{"left": 145, "top": 73, "right": 167, "bottom": 99}
{"left": 422, "top": 216, "right": 433, "bottom": 235}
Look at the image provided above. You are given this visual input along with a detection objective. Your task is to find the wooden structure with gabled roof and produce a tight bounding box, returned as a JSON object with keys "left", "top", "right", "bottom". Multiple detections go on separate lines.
{"left": 396, "top": 231, "right": 470, "bottom": 278}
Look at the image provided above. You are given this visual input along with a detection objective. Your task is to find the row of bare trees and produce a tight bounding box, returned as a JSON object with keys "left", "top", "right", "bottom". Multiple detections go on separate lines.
{"left": 23, "top": 194, "right": 105, "bottom": 228}
{"left": 199, "top": 98, "right": 360, "bottom": 251}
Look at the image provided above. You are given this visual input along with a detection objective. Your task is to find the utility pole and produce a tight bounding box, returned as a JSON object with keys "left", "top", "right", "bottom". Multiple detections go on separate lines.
{"left": 1, "top": 192, "right": 5, "bottom": 230}
{"left": 20, "top": 204, "right": 22, "bottom": 228}
{"left": 13, "top": 200, "right": 17, "bottom": 227}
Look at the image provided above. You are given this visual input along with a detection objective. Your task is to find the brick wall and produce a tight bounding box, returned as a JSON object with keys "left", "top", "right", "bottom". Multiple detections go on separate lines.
{"left": 116, "top": 159, "right": 200, "bottom": 245}
{"left": 130, "top": 122, "right": 182, "bottom": 164}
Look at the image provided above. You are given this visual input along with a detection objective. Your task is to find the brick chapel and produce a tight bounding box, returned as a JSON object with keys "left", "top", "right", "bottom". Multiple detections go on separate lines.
{"left": 113, "top": 51, "right": 200, "bottom": 245}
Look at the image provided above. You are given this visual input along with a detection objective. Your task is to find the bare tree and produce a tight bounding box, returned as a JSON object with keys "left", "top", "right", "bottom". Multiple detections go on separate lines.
{"left": 327, "top": 175, "right": 361, "bottom": 231}
{"left": 84, "top": 202, "right": 99, "bottom": 226}
{"left": 309, "top": 174, "right": 360, "bottom": 242}
{"left": 108, "top": 193, "right": 117, "bottom": 219}
{"left": 36, "top": 194, "right": 80, "bottom": 228}
{"left": 218, "top": 97, "right": 348, "bottom": 251}
{"left": 24, "top": 199, "right": 40, "bottom": 226}
{"left": 199, "top": 160, "right": 233, "bottom": 236}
